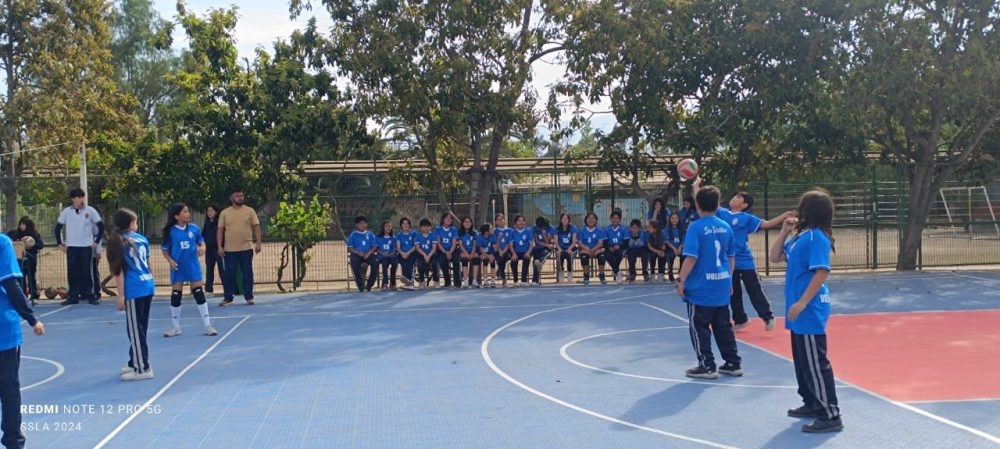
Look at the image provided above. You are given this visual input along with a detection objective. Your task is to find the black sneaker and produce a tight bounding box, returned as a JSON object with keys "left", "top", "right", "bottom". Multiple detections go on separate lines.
{"left": 719, "top": 362, "right": 743, "bottom": 377}
{"left": 60, "top": 298, "right": 79, "bottom": 306}
{"left": 685, "top": 366, "right": 719, "bottom": 379}
{"left": 788, "top": 406, "right": 821, "bottom": 418}
{"left": 803, "top": 417, "right": 844, "bottom": 433}
{"left": 88, "top": 298, "right": 101, "bottom": 305}
{"left": 599, "top": 274, "right": 607, "bottom": 285}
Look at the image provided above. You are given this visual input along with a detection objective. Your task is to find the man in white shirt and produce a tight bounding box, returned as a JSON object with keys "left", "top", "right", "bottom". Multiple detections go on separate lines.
{"left": 54, "top": 188, "right": 104, "bottom": 305}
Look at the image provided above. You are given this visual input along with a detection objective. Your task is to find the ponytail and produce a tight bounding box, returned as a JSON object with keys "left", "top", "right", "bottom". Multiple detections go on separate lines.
{"left": 107, "top": 209, "right": 138, "bottom": 276}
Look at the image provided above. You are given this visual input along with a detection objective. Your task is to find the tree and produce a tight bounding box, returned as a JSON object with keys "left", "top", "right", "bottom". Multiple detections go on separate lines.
{"left": 101, "top": 5, "right": 371, "bottom": 210}
{"left": 292, "top": 0, "right": 566, "bottom": 224}
{"left": 843, "top": 1, "right": 1000, "bottom": 270}
{"left": 109, "top": 0, "right": 180, "bottom": 126}
{"left": 1, "top": 0, "right": 137, "bottom": 228}
{"left": 270, "top": 194, "right": 332, "bottom": 291}
{"left": 555, "top": 0, "right": 850, "bottom": 196}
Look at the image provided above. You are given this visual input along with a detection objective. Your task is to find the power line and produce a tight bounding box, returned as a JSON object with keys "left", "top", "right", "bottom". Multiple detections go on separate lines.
{"left": 0, "top": 141, "right": 82, "bottom": 157}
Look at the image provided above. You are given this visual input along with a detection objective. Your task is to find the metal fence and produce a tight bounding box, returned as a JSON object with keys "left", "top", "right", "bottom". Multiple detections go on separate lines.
{"left": 13, "top": 163, "right": 1000, "bottom": 292}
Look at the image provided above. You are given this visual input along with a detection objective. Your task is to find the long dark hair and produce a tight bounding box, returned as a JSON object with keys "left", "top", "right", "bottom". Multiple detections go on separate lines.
{"left": 378, "top": 220, "right": 393, "bottom": 237}
{"left": 557, "top": 212, "right": 572, "bottom": 234}
{"left": 162, "top": 203, "right": 187, "bottom": 244}
{"left": 440, "top": 212, "right": 455, "bottom": 227}
{"left": 107, "top": 208, "right": 139, "bottom": 276}
{"left": 205, "top": 204, "right": 220, "bottom": 222}
{"left": 584, "top": 212, "right": 599, "bottom": 228}
{"left": 458, "top": 216, "right": 475, "bottom": 236}
{"left": 796, "top": 189, "right": 836, "bottom": 252}
{"left": 648, "top": 219, "right": 664, "bottom": 246}
{"left": 667, "top": 212, "right": 682, "bottom": 231}
{"left": 17, "top": 217, "right": 39, "bottom": 238}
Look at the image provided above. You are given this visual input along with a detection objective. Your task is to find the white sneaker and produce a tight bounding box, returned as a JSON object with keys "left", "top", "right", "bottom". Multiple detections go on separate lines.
{"left": 765, "top": 318, "right": 776, "bottom": 331}
{"left": 401, "top": 284, "right": 415, "bottom": 291}
{"left": 164, "top": 326, "right": 182, "bottom": 338}
{"left": 568, "top": 273, "right": 574, "bottom": 282}
{"left": 204, "top": 325, "right": 219, "bottom": 336}
{"left": 121, "top": 369, "right": 154, "bottom": 381}
{"left": 514, "top": 281, "right": 521, "bottom": 288}
{"left": 733, "top": 321, "right": 751, "bottom": 332}
{"left": 120, "top": 366, "right": 133, "bottom": 375}
{"left": 502, "top": 279, "right": 508, "bottom": 288}
{"left": 434, "top": 281, "right": 441, "bottom": 288}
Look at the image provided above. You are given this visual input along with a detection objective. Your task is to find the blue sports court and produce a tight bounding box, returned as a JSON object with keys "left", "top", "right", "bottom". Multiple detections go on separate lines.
{"left": 15, "top": 270, "right": 1000, "bottom": 449}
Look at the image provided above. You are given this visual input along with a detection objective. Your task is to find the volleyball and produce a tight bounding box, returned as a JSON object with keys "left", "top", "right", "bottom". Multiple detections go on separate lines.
{"left": 22, "top": 236, "right": 35, "bottom": 248}
{"left": 678, "top": 158, "right": 699, "bottom": 181}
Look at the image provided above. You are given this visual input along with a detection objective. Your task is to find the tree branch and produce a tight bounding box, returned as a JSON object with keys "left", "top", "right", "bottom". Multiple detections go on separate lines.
{"left": 527, "top": 45, "right": 565, "bottom": 65}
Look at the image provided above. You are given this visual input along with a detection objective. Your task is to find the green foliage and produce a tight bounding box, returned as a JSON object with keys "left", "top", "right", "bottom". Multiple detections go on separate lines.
{"left": 269, "top": 194, "right": 333, "bottom": 291}
{"left": 110, "top": 0, "right": 179, "bottom": 126}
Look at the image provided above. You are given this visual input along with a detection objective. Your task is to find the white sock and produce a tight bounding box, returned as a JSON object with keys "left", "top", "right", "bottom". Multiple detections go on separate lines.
{"left": 170, "top": 306, "right": 182, "bottom": 329}
{"left": 197, "top": 303, "right": 211, "bottom": 327}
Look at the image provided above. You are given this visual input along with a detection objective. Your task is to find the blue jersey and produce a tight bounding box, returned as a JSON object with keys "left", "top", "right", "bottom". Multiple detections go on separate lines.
{"left": 533, "top": 225, "right": 555, "bottom": 247}
{"left": 122, "top": 231, "right": 156, "bottom": 300}
{"left": 459, "top": 231, "right": 477, "bottom": 252}
{"left": 679, "top": 208, "right": 699, "bottom": 228}
{"left": 494, "top": 226, "right": 513, "bottom": 252}
{"left": 681, "top": 216, "right": 735, "bottom": 307}
{"left": 577, "top": 226, "right": 606, "bottom": 248}
{"left": 783, "top": 229, "right": 833, "bottom": 335}
{"left": 0, "top": 235, "right": 24, "bottom": 351}
{"left": 436, "top": 225, "right": 458, "bottom": 251}
{"left": 511, "top": 227, "right": 533, "bottom": 253}
{"left": 161, "top": 224, "right": 204, "bottom": 283}
{"left": 397, "top": 230, "right": 416, "bottom": 253}
{"left": 717, "top": 208, "right": 764, "bottom": 270}
{"left": 555, "top": 225, "right": 577, "bottom": 250}
{"left": 415, "top": 232, "right": 436, "bottom": 254}
{"left": 605, "top": 225, "right": 628, "bottom": 248}
{"left": 347, "top": 230, "right": 376, "bottom": 254}
{"left": 663, "top": 226, "right": 684, "bottom": 248}
{"left": 375, "top": 234, "right": 397, "bottom": 256}
{"left": 477, "top": 233, "right": 496, "bottom": 255}
{"left": 647, "top": 209, "right": 670, "bottom": 226}
{"left": 626, "top": 230, "right": 648, "bottom": 249}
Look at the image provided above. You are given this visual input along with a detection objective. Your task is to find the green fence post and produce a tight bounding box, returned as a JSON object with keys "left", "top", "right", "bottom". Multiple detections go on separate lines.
{"left": 871, "top": 165, "right": 878, "bottom": 268}
{"left": 764, "top": 179, "right": 770, "bottom": 276}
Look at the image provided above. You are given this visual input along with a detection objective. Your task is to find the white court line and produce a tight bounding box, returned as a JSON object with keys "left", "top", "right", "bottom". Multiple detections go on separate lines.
{"left": 40, "top": 302, "right": 642, "bottom": 326}
{"left": 951, "top": 273, "right": 1000, "bottom": 283}
{"left": 20, "top": 356, "right": 65, "bottom": 391}
{"left": 639, "top": 302, "right": 1000, "bottom": 445}
{"left": 904, "top": 397, "right": 1000, "bottom": 405}
{"left": 559, "top": 327, "right": 801, "bottom": 389}
{"left": 481, "top": 293, "right": 739, "bottom": 449}
{"left": 93, "top": 315, "right": 252, "bottom": 449}
{"left": 38, "top": 305, "right": 72, "bottom": 317}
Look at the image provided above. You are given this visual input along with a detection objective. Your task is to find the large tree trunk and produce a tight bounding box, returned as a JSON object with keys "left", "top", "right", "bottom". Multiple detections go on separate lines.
{"left": 3, "top": 150, "right": 17, "bottom": 230}
{"left": 897, "top": 161, "right": 942, "bottom": 270}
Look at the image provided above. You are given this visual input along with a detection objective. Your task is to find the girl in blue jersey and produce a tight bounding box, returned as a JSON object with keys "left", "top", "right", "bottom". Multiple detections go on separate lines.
{"left": 679, "top": 196, "right": 699, "bottom": 228}
{"left": 769, "top": 190, "right": 842, "bottom": 433}
{"left": 160, "top": 204, "right": 217, "bottom": 338}
{"left": 577, "top": 212, "right": 607, "bottom": 285}
{"left": 647, "top": 220, "right": 666, "bottom": 282}
{"left": 477, "top": 224, "right": 497, "bottom": 288}
{"left": 376, "top": 220, "right": 398, "bottom": 291}
{"left": 493, "top": 214, "right": 513, "bottom": 287}
{"left": 625, "top": 219, "right": 649, "bottom": 282}
{"left": 509, "top": 215, "right": 534, "bottom": 288}
{"left": 436, "top": 213, "right": 460, "bottom": 288}
{"left": 108, "top": 208, "right": 156, "bottom": 381}
{"left": 457, "top": 216, "right": 478, "bottom": 288}
{"left": 605, "top": 210, "right": 628, "bottom": 284}
{"left": 554, "top": 213, "right": 577, "bottom": 283}
{"left": 530, "top": 217, "right": 554, "bottom": 286}
{"left": 414, "top": 218, "right": 438, "bottom": 288}
{"left": 647, "top": 198, "right": 669, "bottom": 227}
{"left": 397, "top": 218, "right": 418, "bottom": 290}
{"left": 664, "top": 212, "right": 685, "bottom": 282}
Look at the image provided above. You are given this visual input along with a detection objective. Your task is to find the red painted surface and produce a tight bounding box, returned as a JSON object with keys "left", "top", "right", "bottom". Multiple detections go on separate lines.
{"left": 737, "top": 310, "right": 1000, "bottom": 402}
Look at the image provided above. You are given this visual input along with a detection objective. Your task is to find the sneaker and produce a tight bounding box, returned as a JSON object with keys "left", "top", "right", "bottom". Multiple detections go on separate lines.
{"left": 719, "top": 362, "right": 743, "bottom": 377}
{"left": 120, "top": 369, "right": 155, "bottom": 381}
{"left": 685, "top": 366, "right": 719, "bottom": 379}
{"left": 120, "top": 366, "right": 134, "bottom": 375}
{"left": 401, "top": 284, "right": 415, "bottom": 291}
{"left": 245, "top": 299, "right": 255, "bottom": 305}
{"left": 787, "top": 406, "right": 822, "bottom": 418}
{"left": 733, "top": 321, "right": 751, "bottom": 332}
{"left": 802, "top": 418, "right": 844, "bottom": 433}
{"left": 204, "top": 325, "right": 219, "bottom": 336}
{"left": 567, "top": 273, "right": 574, "bottom": 282}
{"left": 514, "top": 281, "right": 521, "bottom": 288}
{"left": 765, "top": 318, "right": 776, "bottom": 331}
{"left": 163, "top": 327, "right": 182, "bottom": 338}
{"left": 434, "top": 281, "right": 441, "bottom": 288}
{"left": 219, "top": 299, "right": 234, "bottom": 307}
{"left": 583, "top": 277, "right": 590, "bottom": 286}
{"left": 599, "top": 275, "right": 607, "bottom": 285}
{"left": 89, "top": 298, "right": 101, "bottom": 305}
{"left": 60, "top": 298, "right": 79, "bottom": 306}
